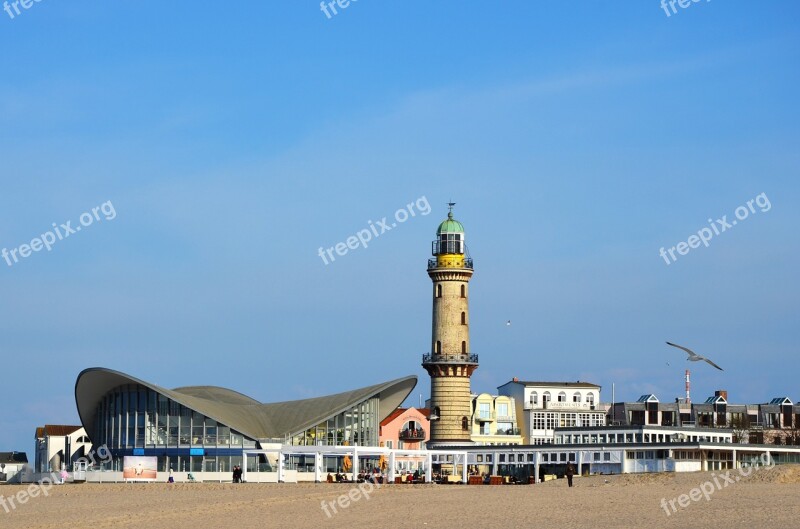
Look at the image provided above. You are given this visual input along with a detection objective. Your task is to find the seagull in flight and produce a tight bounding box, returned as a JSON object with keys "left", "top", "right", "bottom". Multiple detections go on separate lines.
{"left": 666, "top": 342, "right": 724, "bottom": 371}
{"left": 506, "top": 320, "right": 512, "bottom": 326}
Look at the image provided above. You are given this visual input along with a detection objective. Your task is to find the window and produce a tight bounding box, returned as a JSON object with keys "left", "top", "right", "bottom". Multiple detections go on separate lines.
{"left": 461, "top": 417, "right": 469, "bottom": 431}
{"left": 543, "top": 392, "right": 551, "bottom": 404}
{"left": 497, "top": 403, "right": 509, "bottom": 418}
{"left": 436, "top": 284, "right": 442, "bottom": 298}
{"left": 558, "top": 392, "right": 567, "bottom": 403}
{"left": 587, "top": 393, "right": 595, "bottom": 404}
{"left": 560, "top": 413, "right": 577, "bottom": 427}
{"left": 460, "top": 285, "right": 466, "bottom": 298}
{"left": 461, "top": 312, "right": 467, "bottom": 325}
{"left": 461, "top": 341, "right": 466, "bottom": 353}
{"left": 436, "top": 341, "right": 441, "bottom": 353}
{"left": 479, "top": 403, "right": 491, "bottom": 419}
{"left": 573, "top": 392, "right": 582, "bottom": 403}
{"left": 530, "top": 392, "right": 538, "bottom": 405}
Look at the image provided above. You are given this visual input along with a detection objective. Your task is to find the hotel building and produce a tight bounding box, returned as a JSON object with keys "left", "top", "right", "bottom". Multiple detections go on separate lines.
{"left": 498, "top": 379, "right": 607, "bottom": 444}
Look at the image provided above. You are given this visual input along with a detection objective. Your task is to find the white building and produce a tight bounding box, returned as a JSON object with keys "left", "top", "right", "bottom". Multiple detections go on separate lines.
{"left": 0, "top": 452, "right": 29, "bottom": 482}
{"left": 498, "top": 379, "right": 607, "bottom": 444}
{"left": 34, "top": 425, "right": 92, "bottom": 472}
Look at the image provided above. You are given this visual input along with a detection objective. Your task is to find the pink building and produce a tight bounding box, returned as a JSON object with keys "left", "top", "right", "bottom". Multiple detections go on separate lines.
{"left": 379, "top": 407, "right": 430, "bottom": 472}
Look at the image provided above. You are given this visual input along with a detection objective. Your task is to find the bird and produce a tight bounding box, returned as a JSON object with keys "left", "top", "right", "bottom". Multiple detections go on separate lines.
{"left": 665, "top": 342, "right": 724, "bottom": 371}
{"left": 506, "top": 320, "right": 512, "bottom": 326}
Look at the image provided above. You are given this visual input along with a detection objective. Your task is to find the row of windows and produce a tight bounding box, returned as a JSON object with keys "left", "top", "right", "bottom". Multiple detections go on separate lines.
{"left": 434, "top": 341, "right": 468, "bottom": 353}
{"left": 531, "top": 412, "right": 605, "bottom": 430}
{"left": 626, "top": 451, "right": 669, "bottom": 460}
{"left": 529, "top": 392, "right": 596, "bottom": 405}
{"left": 477, "top": 402, "right": 511, "bottom": 419}
{"left": 94, "top": 386, "right": 255, "bottom": 450}
{"left": 435, "top": 284, "right": 467, "bottom": 298}
{"left": 555, "top": 432, "right": 731, "bottom": 444}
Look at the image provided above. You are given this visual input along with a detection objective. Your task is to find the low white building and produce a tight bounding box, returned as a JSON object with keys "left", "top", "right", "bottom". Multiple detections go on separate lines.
{"left": 498, "top": 379, "right": 607, "bottom": 444}
{"left": 0, "top": 452, "right": 29, "bottom": 482}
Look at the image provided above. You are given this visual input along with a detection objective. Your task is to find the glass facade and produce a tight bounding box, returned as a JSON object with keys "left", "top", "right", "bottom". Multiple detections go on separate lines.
{"left": 89, "top": 385, "right": 382, "bottom": 472}
{"left": 93, "top": 384, "right": 261, "bottom": 472}
{"left": 288, "top": 396, "right": 380, "bottom": 447}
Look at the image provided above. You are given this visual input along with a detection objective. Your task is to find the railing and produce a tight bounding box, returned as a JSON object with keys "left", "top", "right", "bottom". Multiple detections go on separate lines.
{"left": 499, "top": 428, "right": 521, "bottom": 436}
{"left": 496, "top": 415, "right": 514, "bottom": 423}
{"left": 475, "top": 413, "right": 495, "bottom": 422}
{"left": 398, "top": 428, "right": 425, "bottom": 440}
{"left": 422, "top": 353, "right": 479, "bottom": 364}
{"left": 427, "top": 257, "right": 474, "bottom": 270}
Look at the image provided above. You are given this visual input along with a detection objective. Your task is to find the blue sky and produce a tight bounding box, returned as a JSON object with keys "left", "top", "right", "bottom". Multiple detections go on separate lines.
{"left": 1, "top": 1, "right": 798, "bottom": 452}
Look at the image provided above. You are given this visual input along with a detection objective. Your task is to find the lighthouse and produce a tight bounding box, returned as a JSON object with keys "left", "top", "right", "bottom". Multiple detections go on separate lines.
{"left": 422, "top": 203, "right": 477, "bottom": 445}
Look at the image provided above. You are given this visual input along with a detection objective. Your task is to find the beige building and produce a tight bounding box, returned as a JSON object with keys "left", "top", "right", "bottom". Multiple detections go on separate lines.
{"left": 470, "top": 393, "right": 523, "bottom": 445}
{"left": 422, "top": 205, "right": 477, "bottom": 445}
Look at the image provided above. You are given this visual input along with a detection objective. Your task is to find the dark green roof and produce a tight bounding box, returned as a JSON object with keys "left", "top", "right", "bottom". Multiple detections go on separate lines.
{"left": 436, "top": 212, "right": 465, "bottom": 235}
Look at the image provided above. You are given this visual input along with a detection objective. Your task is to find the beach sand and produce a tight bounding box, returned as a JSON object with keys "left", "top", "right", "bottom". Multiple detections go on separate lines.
{"left": 2, "top": 466, "right": 799, "bottom": 529}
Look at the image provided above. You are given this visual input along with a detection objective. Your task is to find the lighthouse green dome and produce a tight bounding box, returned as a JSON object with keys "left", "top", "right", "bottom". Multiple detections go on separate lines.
{"left": 436, "top": 212, "right": 464, "bottom": 235}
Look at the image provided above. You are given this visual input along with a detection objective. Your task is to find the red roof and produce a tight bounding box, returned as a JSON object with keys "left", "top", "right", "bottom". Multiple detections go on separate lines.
{"left": 380, "top": 407, "right": 431, "bottom": 426}
{"left": 36, "top": 425, "right": 83, "bottom": 437}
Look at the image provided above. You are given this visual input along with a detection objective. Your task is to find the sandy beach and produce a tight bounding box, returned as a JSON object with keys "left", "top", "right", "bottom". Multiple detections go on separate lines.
{"left": 2, "top": 466, "right": 799, "bottom": 529}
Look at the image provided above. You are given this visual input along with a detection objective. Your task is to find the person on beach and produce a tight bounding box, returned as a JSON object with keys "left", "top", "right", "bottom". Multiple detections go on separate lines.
{"left": 168, "top": 467, "right": 174, "bottom": 483}
{"left": 566, "top": 463, "right": 575, "bottom": 487}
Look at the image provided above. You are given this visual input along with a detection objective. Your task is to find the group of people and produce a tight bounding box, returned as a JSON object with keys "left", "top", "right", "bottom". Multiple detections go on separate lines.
{"left": 232, "top": 465, "right": 243, "bottom": 483}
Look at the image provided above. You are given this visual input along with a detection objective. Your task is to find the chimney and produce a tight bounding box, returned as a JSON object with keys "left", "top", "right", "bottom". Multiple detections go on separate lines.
{"left": 685, "top": 370, "right": 691, "bottom": 404}
{"left": 512, "top": 377, "right": 518, "bottom": 382}
{"left": 715, "top": 390, "right": 728, "bottom": 401}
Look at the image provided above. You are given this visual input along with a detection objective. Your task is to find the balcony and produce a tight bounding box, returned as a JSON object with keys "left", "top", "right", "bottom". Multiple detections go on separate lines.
{"left": 398, "top": 428, "right": 425, "bottom": 441}
{"left": 427, "top": 257, "right": 474, "bottom": 270}
{"left": 422, "top": 353, "right": 479, "bottom": 365}
{"left": 475, "top": 413, "right": 494, "bottom": 423}
{"left": 499, "top": 428, "right": 521, "bottom": 436}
